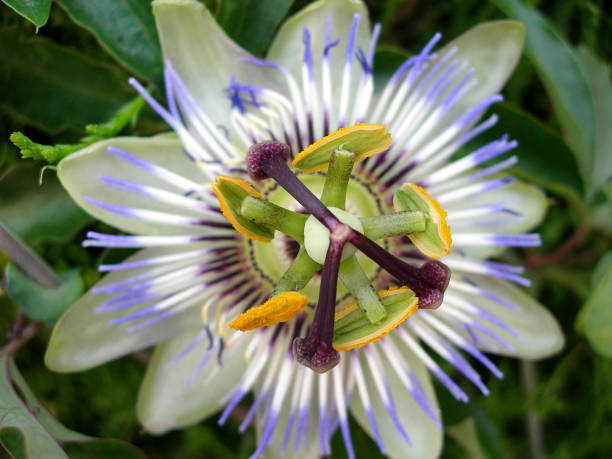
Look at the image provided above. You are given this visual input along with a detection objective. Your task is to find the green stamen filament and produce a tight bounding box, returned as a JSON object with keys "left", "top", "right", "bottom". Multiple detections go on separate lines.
{"left": 241, "top": 197, "right": 307, "bottom": 243}
{"left": 274, "top": 247, "right": 321, "bottom": 296}
{"left": 339, "top": 257, "right": 386, "bottom": 323}
{"left": 360, "top": 211, "right": 426, "bottom": 239}
{"left": 320, "top": 149, "right": 355, "bottom": 209}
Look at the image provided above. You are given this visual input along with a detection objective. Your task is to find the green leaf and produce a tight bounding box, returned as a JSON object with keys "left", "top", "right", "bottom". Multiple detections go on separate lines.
{"left": 577, "top": 251, "right": 612, "bottom": 358}
{"left": 490, "top": 104, "right": 584, "bottom": 196}
{"left": 2, "top": 0, "right": 52, "bottom": 27}
{"left": 0, "top": 355, "right": 68, "bottom": 458}
{"left": 0, "top": 427, "right": 27, "bottom": 459}
{"left": 0, "top": 221, "right": 62, "bottom": 289}
{"left": 3, "top": 358, "right": 146, "bottom": 459}
{"left": 435, "top": 387, "right": 504, "bottom": 459}
{"left": 591, "top": 251, "right": 612, "bottom": 293}
{"left": 5, "top": 264, "right": 83, "bottom": 323}
{"left": 0, "top": 29, "right": 132, "bottom": 133}
{"left": 0, "top": 164, "right": 92, "bottom": 244}
{"left": 216, "top": 0, "right": 294, "bottom": 56}
{"left": 7, "top": 360, "right": 89, "bottom": 443}
{"left": 63, "top": 441, "right": 146, "bottom": 459}
{"left": 592, "top": 202, "right": 612, "bottom": 234}
{"left": 491, "top": 0, "right": 596, "bottom": 196}
{"left": 446, "top": 417, "right": 487, "bottom": 459}
{"left": 575, "top": 47, "right": 612, "bottom": 197}
{"left": 56, "top": 0, "right": 163, "bottom": 84}
{"left": 592, "top": 183, "right": 612, "bottom": 234}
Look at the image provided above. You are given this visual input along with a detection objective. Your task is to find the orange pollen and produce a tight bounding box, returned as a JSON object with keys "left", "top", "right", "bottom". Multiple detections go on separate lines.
{"left": 229, "top": 292, "right": 308, "bottom": 331}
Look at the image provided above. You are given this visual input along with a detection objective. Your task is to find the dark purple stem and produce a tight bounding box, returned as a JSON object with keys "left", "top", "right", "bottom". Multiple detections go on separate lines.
{"left": 293, "top": 229, "right": 344, "bottom": 373}
{"left": 347, "top": 230, "right": 450, "bottom": 309}
{"left": 349, "top": 231, "right": 422, "bottom": 280}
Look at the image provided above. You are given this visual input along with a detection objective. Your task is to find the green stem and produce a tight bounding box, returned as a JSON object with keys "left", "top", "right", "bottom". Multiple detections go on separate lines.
{"left": 240, "top": 197, "right": 307, "bottom": 243}
{"left": 0, "top": 221, "right": 61, "bottom": 288}
{"left": 274, "top": 246, "right": 321, "bottom": 294}
{"left": 320, "top": 150, "right": 355, "bottom": 209}
{"left": 10, "top": 96, "right": 145, "bottom": 164}
{"left": 338, "top": 257, "right": 386, "bottom": 323}
{"left": 361, "top": 211, "right": 426, "bottom": 239}
{"left": 84, "top": 96, "right": 145, "bottom": 138}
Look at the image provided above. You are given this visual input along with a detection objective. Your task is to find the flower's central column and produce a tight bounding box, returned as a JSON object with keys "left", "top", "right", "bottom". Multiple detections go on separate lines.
{"left": 209, "top": 124, "right": 453, "bottom": 373}
{"left": 236, "top": 135, "right": 451, "bottom": 372}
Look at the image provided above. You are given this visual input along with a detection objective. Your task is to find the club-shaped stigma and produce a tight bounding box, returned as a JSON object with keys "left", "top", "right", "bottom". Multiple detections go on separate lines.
{"left": 246, "top": 141, "right": 340, "bottom": 230}
{"left": 246, "top": 141, "right": 291, "bottom": 180}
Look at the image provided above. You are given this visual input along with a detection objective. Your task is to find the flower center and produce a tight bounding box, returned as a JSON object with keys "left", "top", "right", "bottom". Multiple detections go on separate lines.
{"left": 304, "top": 206, "right": 363, "bottom": 264}
{"left": 253, "top": 172, "right": 384, "bottom": 304}
{"left": 213, "top": 126, "right": 453, "bottom": 373}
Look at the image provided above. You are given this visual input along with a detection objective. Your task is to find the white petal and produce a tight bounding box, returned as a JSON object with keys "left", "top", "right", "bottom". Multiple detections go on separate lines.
{"left": 137, "top": 328, "right": 252, "bottom": 433}
{"left": 45, "top": 247, "right": 205, "bottom": 372}
{"left": 434, "top": 21, "right": 525, "bottom": 127}
{"left": 58, "top": 137, "right": 211, "bottom": 236}
{"left": 153, "top": 0, "right": 280, "bottom": 126}
{"left": 267, "top": 0, "right": 370, "bottom": 90}
{"left": 438, "top": 275, "right": 564, "bottom": 359}
{"left": 349, "top": 340, "right": 443, "bottom": 459}
{"left": 444, "top": 178, "right": 547, "bottom": 259}
{"left": 260, "top": 374, "right": 320, "bottom": 459}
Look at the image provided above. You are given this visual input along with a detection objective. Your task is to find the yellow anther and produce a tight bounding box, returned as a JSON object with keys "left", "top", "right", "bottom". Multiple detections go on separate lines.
{"left": 229, "top": 292, "right": 309, "bottom": 331}
{"left": 394, "top": 183, "right": 452, "bottom": 258}
{"left": 212, "top": 175, "right": 274, "bottom": 243}
{"left": 333, "top": 286, "right": 418, "bottom": 351}
{"left": 292, "top": 123, "right": 391, "bottom": 173}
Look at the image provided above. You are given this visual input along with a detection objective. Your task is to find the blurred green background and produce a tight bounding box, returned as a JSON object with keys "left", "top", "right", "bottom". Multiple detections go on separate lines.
{"left": 0, "top": 0, "right": 610, "bottom": 457}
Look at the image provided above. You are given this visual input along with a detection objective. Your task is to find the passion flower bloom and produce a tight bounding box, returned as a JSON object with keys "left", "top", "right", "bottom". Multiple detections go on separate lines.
{"left": 45, "top": 0, "right": 564, "bottom": 457}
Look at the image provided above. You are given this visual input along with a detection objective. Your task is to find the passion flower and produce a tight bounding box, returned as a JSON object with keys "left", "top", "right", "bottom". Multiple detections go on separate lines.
{"left": 45, "top": 1, "right": 563, "bottom": 458}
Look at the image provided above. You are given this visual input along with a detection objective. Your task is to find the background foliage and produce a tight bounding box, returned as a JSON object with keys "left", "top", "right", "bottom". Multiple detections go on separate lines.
{"left": 0, "top": 0, "right": 610, "bottom": 457}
